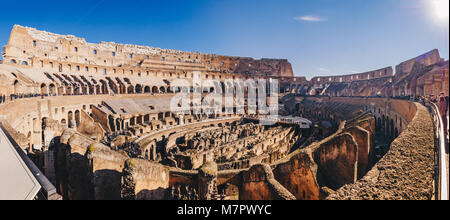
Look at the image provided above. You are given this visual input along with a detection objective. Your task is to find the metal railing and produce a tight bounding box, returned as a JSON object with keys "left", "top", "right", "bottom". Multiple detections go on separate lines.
{"left": 427, "top": 102, "right": 449, "bottom": 200}
{"left": 0, "top": 121, "right": 61, "bottom": 200}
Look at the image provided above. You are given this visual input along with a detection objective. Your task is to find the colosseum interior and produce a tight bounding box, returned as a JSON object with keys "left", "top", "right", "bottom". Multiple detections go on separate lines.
{"left": 0, "top": 25, "right": 448, "bottom": 200}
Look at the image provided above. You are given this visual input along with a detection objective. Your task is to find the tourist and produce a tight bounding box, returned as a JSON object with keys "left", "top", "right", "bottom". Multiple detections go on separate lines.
{"left": 438, "top": 92, "right": 448, "bottom": 135}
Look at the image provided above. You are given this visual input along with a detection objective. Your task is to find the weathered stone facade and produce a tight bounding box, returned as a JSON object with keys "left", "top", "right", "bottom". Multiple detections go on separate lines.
{"left": 0, "top": 25, "right": 446, "bottom": 200}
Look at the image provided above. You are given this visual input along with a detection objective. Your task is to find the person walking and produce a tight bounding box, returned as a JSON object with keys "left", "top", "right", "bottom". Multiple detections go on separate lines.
{"left": 438, "top": 92, "right": 448, "bottom": 136}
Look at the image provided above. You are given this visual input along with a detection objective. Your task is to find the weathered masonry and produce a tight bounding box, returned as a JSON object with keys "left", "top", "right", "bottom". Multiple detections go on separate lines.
{"left": 0, "top": 25, "right": 447, "bottom": 200}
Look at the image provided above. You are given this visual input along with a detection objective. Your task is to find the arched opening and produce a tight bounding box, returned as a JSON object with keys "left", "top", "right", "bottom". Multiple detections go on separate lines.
{"left": 68, "top": 111, "right": 74, "bottom": 128}
{"left": 66, "top": 86, "right": 73, "bottom": 96}
{"left": 40, "top": 83, "right": 48, "bottom": 95}
{"left": 89, "top": 85, "right": 95, "bottom": 95}
{"left": 75, "top": 110, "right": 81, "bottom": 127}
{"left": 130, "top": 117, "right": 136, "bottom": 126}
{"left": 61, "top": 119, "right": 67, "bottom": 127}
{"left": 127, "top": 85, "right": 135, "bottom": 94}
{"left": 49, "top": 84, "right": 56, "bottom": 96}
{"left": 135, "top": 84, "right": 143, "bottom": 94}
{"left": 118, "top": 83, "right": 126, "bottom": 94}
{"left": 144, "top": 86, "right": 151, "bottom": 93}
{"left": 73, "top": 85, "right": 81, "bottom": 95}
{"left": 58, "top": 86, "right": 65, "bottom": 96}
{"left": 107, "top": 80, "right": 118, "bottom": 94}
{"left": 13, "top": 80, "right": 19, "bottom": 95}
{"left": 100, "top": 81, "right": 109, "bottom": 94}
{"left": 152, "top": 86, "right": 159, "bottom": 94}
{"left": 116, "top": 118, "right": 122, "bottom": 131}
{"left": 160, "top": 87, "right": 166, "bottom": 93}
{"left": 10, "top": 59, "right": 17, "bottom": 64}
{"left": 109, "top": 115, "right": 116, "bottom": 132}
{"left": 144, "top": 114, "right": 150, "bottom": 123}
{"left": 81, "top": 85, "right": 88, "bottom": 95}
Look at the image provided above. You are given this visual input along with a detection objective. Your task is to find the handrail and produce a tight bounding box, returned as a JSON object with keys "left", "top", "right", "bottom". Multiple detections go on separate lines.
{"left": 428, "top": 102, "right": 448, "bottom": 200}
{"left": 0, "top": 121, "right": 61, "bottom": 200}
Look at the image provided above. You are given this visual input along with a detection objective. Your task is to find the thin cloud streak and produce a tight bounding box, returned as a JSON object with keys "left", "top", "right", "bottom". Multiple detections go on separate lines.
{"left": 294, "top": 15, "right": 326, "bottom": 22}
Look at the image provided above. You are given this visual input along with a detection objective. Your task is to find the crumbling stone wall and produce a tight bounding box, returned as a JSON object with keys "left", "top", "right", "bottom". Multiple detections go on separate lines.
{"left": 272, "top": 152, "right": 321, "bottom": 200}
{"left": 86, "top": 143, "right": 129, "bottom": 200}
{"left": 55, "top": 129, "right": 129, "bottom": 200}
{"left": 76, "top": 110, "right": 105, "bottom": 141}
{"left": 327, "top": 103, "right": 435, "bottom": 200}
{"left": 4, "top": 25, "right": 294, "bottom": 80}
{"left": 239, "top": 164, "right": 296, "bottom": 200}
{"left": 312, "top": 133, "right": 358, "bottom": 190}
{"left": 121, "top": 158, "right": 170, "bottom": 200}
{"left": 268, "top": 110, "right": 376, "bottom": 199}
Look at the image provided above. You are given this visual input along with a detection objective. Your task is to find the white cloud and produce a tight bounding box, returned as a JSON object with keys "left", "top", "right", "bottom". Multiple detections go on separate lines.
{"left": 294, "top": 15, "right": 326, "bottom": 22}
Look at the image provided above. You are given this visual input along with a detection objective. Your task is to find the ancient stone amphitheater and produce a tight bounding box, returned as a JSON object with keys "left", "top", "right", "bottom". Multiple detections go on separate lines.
{"left": 0, "top": 25, "right": 448, "bottom": 200}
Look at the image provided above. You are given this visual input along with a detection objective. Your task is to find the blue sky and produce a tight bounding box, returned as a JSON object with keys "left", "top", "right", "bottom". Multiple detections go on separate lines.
{"left": 0, "top": 0, "right": 448, "bottom": 79}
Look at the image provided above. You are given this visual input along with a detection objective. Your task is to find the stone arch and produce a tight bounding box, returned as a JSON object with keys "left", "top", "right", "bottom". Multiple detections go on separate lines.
{"left": 107, "top": 79, "right": 118, "bottom": 94}
{"left": 89, "top": 85, "right": 95, "bottom": 95}
{"left": 130, "top": 117, "right": 136, "bottom": 126}
{"left": 40, "top": 83, "right": 48, "bottom": 95}
{"left": 160, "top": 86, "right": 166, "bottom": 93}
{"left": 127, "top": 85, "right": 135, "bottom": 94}
{"left": 144, "top": 114, "right": 150, "bottom": 123}
{"left": 68, "top": 111, "right": 74, "bottom": 128}
{"left": 66, "top": 86, "right": 73, "bottom": 96}
{"left": 49, "top": 84, "right": 57, "bottom": 95}
{"left": 100, "top": 80, "right": 109, "bottom": 94}
{"left": 75, "top": 110, "right": 81, "bottom": 127}
{"left": 144, "top": 86, "right": 151, "bottom": 93}
{"left": 61, "top": 119, "right": 67, "bottom": 127}
{"left": 10, "top": 59, "right": 17, "bottom": 64}
{"left": 73, "top": 85, "right": 81, "bottom": 95}
{"left": 152, "top": 86, "right": 159, "bottom": 94}
{"left": 118, "top": 83, "right": 126, "bottom": 94}
{"left": 135, "top": 84, "right": 143, "bottom": 94}
{"left": 81, "top": 85, "right": 88, "bottom": 95}
{"left": 13, "top": 80, "right": 20, "bottom": 95}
